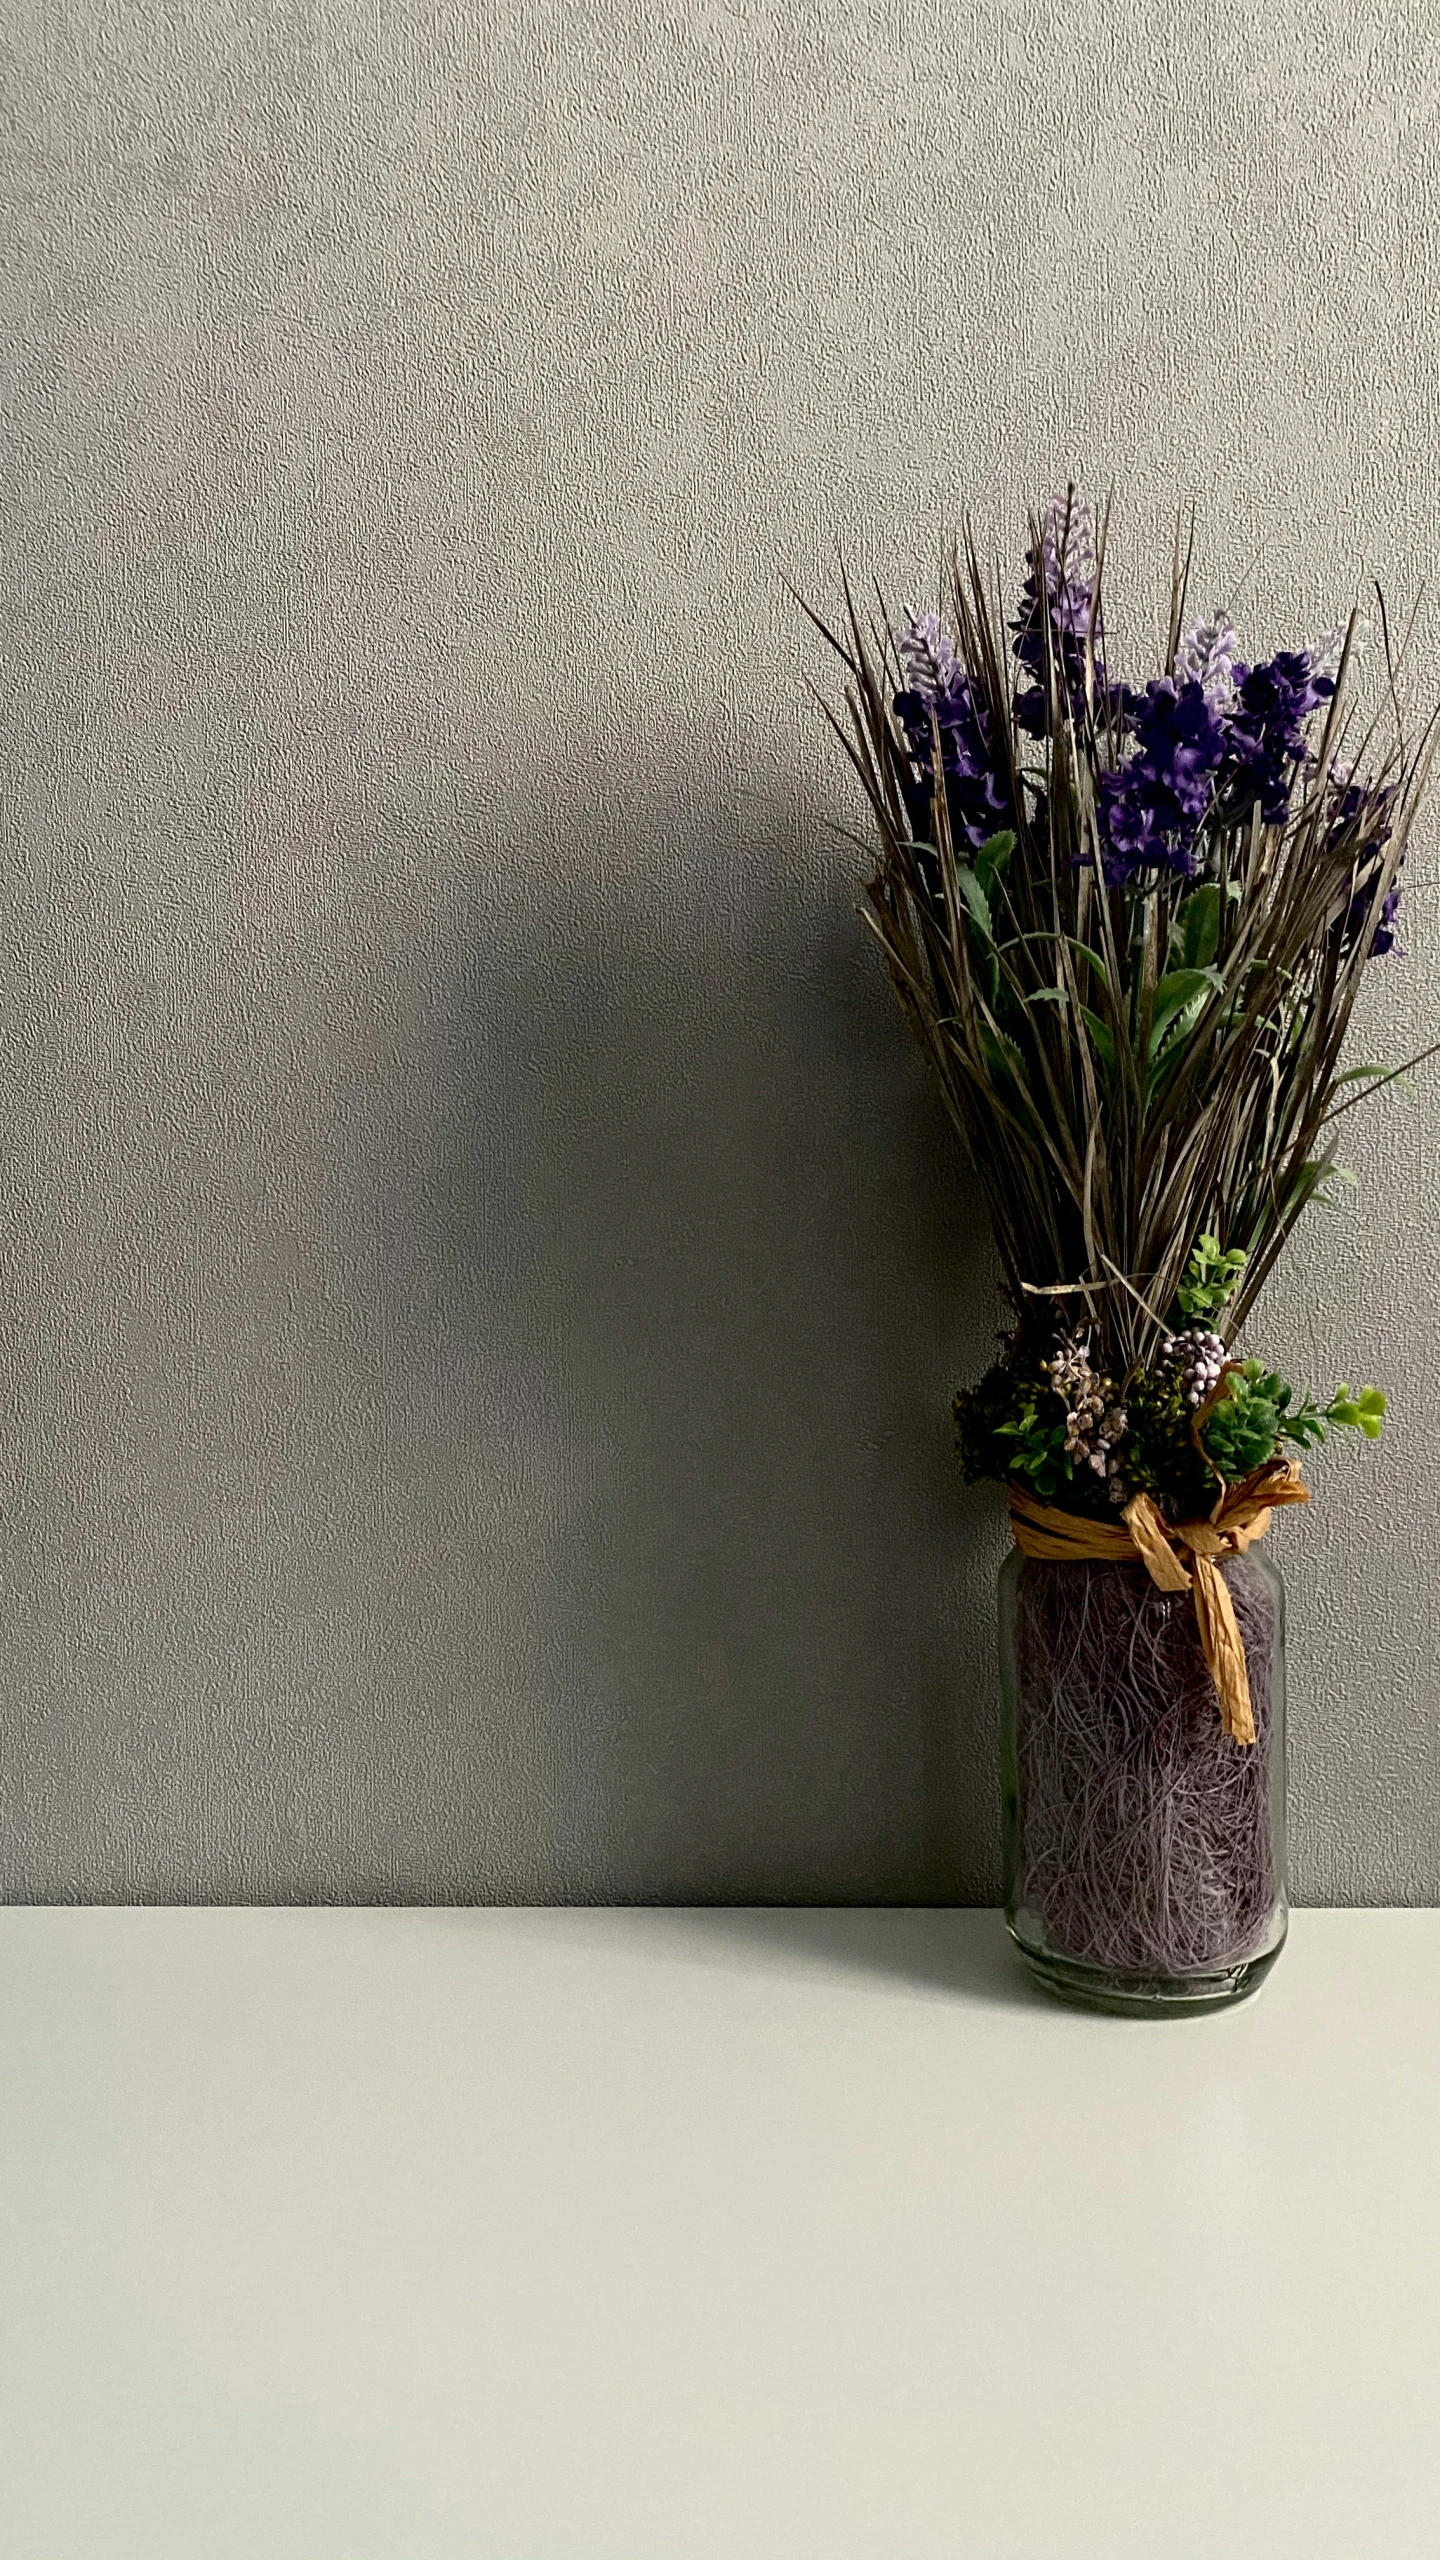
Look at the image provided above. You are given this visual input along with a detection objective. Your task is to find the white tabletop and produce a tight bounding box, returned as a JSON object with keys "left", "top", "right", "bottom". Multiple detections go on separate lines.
{"left": 2, "top": 1905, "right": 1436, "bottom": 2560}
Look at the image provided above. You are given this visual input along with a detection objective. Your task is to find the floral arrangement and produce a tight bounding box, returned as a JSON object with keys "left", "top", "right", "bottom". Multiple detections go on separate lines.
{"left": 810, "top": 491, "right": 1436, "bottom": 1531}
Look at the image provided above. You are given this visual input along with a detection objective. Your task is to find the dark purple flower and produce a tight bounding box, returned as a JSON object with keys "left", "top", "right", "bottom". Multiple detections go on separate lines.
{"left": 1011, "top": 493, "right": 1103, "bottom": 738}
{"left": 1331, "top": 774, "right": 1402, "bottom": 958}
{"left": 893, "top": 613, "right": 1012, "bottom": 852}
{"left": 1370, "top": 884, "right": 1403, "bottom": 956}
{"left": 1217, "top": 651, "right": 1334, "bottom": 826}
{"left": 1097, "top": 677, "right": 1226, "bottom": 883}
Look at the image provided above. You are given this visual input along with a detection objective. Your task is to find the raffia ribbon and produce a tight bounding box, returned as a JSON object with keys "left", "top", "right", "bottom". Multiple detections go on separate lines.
{"left": 1007, "top": 1459, "right": 1309, "bottom": 1747}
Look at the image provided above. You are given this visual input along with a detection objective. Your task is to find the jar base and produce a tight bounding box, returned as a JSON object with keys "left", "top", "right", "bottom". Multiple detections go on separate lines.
{"left": 1008, "top": 1921, "right": 1287, "bottom": 2018}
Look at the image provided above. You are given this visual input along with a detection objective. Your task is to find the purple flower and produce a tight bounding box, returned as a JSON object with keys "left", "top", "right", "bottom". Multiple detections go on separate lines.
{"left": 1370, "top": 885, "right": 1403, "bottom": 956}
{"left": 1331, "top": 773, "right": 1402, "bottom": 958}
{"left": 1097, "top": 678, "right": 1226, "bottom": 883}
{"left": 1217, "top": 650, "right": 1334, "bottom": 827}
{"left": 1011, "top": 493, "right": 1102, "bottom": 738}
{"left": 894, "top": 613, "right": 1012, "bottom": 852}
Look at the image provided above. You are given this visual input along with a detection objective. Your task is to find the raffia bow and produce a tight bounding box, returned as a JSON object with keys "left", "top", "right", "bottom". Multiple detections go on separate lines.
{"left": 1007, "top": 1459, "right": 1309, "bottom": 1746}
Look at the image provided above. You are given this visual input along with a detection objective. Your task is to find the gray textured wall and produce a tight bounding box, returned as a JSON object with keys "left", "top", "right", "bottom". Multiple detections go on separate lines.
{"left": 3, "top": 0, "right": 1439, "bottom": 1904}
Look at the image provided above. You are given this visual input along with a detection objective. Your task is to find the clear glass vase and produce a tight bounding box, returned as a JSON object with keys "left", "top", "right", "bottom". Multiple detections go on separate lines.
{"left": 998, "top": 1547, "right": 1288, "bottom": 2016}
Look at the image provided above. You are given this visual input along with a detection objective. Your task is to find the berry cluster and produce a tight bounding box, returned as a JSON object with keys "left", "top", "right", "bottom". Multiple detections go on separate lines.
{"left": 1160, "top": 1325, "right": 1227, "bottom": 1409}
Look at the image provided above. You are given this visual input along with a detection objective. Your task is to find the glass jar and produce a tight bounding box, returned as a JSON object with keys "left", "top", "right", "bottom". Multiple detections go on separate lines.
{"left": 998, "top": 1547, "right": 1288, "bottom": 2015}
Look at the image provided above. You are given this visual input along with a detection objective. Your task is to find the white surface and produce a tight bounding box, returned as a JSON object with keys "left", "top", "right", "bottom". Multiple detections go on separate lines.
{"left": 2, "top": 1907, "right": 1437, "bottom": 2560}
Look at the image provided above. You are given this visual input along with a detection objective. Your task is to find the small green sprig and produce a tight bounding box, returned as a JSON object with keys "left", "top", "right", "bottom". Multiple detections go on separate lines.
{"left": 1202, "top": 1361, "right": 1387, "bottom": 1481}
{"left": 1176, "top": 1234, "right": 1247, "bottom": 1323}
{"left": 1327, "top": 1383, "right": 1388, "bottom": 1438}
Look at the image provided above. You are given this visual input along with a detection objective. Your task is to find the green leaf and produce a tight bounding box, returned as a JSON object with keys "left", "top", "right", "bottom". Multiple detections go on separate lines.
{"left": 1332, "top": 1062, "right": 1414, "bottom": 1101}
{"left": 1179, "top": 883, "right": 1222, "bottom": 970}
{"left": 1080, "top": 1007, "right": 1116, "bottom": 1076}
{"left": 1148, "top": 966, "right": 1225, "bottom": 1054}
{"left": 974, "top": 828, "right": 1016, "bottom": 870}
{"left": 1025, "top": 985, "right": 1070, "bottom": 1007}
{"left": 954, "top": 864, "right": 993, "bottom": 940}
{"left": 1064, "top": 939, "right": 1113, "bottom": 992}
{"left": 973, "top": 831, "right": 1015, "bottom": 901}
{"left": 979, "top": 1024, "right": 1028, "bottom": 1092}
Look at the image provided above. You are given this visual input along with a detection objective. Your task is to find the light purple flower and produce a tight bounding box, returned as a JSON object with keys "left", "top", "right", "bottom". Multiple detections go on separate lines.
{"left": 897, "top": 611, "right": 959, "bottom": 703}
{"left": 1309, "top": 623, "right": 1359, "bottom": 684}
{"left": 1038, "top": 493, "right": 1099, "bottom": 635}
{"left": 1175, "top": 612, "right": 1244, "bottom": 706}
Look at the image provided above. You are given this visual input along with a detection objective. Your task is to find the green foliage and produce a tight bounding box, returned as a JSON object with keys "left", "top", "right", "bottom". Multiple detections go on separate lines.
{"left": 1176, "top": 1233, "right": 1247, "bottom": 1322}
{"left": 954, "top": 1333, "right": 1387, "bottom": 1523}
{"left": 1202, "top": 1364, "right": 1297, "bottom": 1479}
{"left": 1202, "top": 1361, "right": 1387, "bottom": 1480}
{"left": 954, "top": 1360, "right": 1076, "bottom": 1508}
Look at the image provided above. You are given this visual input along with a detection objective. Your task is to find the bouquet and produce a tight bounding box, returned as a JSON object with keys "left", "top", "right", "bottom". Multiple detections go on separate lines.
{"left": 811, "top": 492, "right": 1436, "bottom": 2001}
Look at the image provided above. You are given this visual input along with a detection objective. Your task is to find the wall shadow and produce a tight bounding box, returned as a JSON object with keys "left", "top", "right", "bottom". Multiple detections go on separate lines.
{"left": 427, "top": 1903, "right": 1044, "bottom": 2011}
{"left": 420, "top": 771, "right": 1009, "bottom": 1904}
